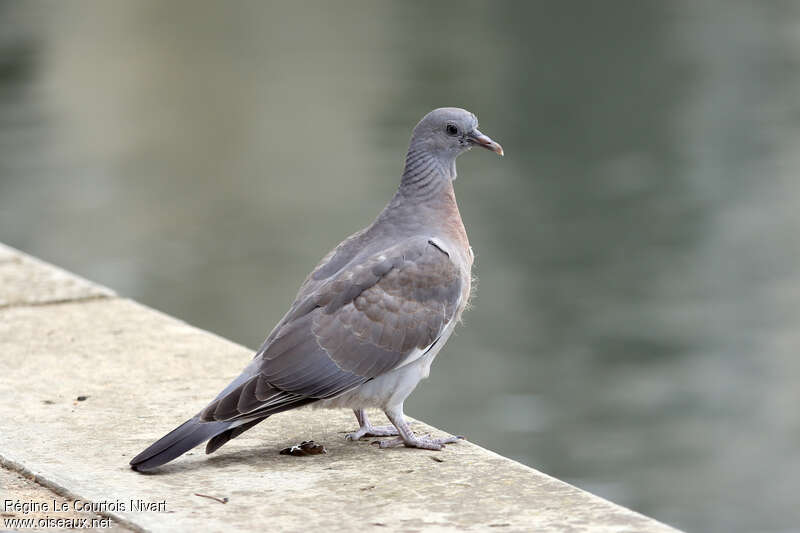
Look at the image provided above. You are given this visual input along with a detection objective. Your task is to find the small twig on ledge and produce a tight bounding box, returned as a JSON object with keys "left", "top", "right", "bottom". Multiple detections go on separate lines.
{"left": 194, "top": 493, "right": 228, "bottom": 504}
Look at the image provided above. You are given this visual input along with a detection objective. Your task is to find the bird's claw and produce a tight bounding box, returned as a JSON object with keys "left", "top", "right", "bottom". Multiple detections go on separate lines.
{"left": 371, "top": 434, "right": 464, "bottom": 450}
{"left": 345, "top": 425, "right": 399, "bottom": 441}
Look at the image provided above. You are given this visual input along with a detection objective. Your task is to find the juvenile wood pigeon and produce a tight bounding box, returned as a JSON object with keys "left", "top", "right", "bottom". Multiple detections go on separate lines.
{"left": 130, "top": 107, "right": 503, "bottom": 471}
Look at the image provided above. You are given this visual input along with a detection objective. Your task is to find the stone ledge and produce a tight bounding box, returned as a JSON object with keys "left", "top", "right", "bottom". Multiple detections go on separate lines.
{"left": 0, "top": 243, "right": 115, "bottom": 308}
{"left": 0, "top": 243, "right": 681, "bottom": 532}
{"left": 0, "top": 456, "right": 133, "bottom": 532}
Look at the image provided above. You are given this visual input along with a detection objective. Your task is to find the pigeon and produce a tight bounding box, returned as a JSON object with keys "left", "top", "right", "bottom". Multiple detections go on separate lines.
{"left": 130, "top": 107, "right": 503, "bottom": 471}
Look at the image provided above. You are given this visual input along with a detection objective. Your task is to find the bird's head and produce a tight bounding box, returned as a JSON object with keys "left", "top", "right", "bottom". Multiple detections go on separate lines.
{"left": 410, "top": 107, "right": 504, "bottom": 162}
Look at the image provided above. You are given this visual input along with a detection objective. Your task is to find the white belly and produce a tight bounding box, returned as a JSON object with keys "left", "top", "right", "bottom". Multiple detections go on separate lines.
{"left": 317, "top": 318, "right": 457, "bottom": 410}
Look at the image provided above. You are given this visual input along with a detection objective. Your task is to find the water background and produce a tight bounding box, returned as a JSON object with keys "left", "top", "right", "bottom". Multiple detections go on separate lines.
{"left": 2, "top": 2, "right": 799, "bottom": 531}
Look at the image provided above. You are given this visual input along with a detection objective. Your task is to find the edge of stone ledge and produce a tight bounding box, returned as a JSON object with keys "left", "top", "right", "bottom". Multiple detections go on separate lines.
{"left": 0, "top": 243, "right": 117, "bottom": 308}
{"left": 0, "top": 452, "right": 145, "bottom": 533}
{"left": 0, "top": 242, "right": 119, "bottom": 296}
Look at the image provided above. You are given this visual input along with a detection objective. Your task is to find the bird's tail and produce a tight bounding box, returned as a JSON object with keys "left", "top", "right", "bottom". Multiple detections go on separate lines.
{"left": 204, "top": 418, "right": 265, "bottom": 454}
{"left": 130, "top": 417, "right": 235, "bottom": 472}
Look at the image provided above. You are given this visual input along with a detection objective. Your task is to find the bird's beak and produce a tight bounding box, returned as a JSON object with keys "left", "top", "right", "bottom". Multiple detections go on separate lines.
{"left": 468, "top": 129, "right": 504, "bottom": 156}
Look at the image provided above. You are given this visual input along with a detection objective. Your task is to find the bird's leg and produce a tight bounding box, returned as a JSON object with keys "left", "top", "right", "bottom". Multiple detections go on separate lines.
{"left": 375, "top": 405, "right": 463, "bottom": 450}
{"left": 345, "top": 408, "right": 399, "bottom": 440}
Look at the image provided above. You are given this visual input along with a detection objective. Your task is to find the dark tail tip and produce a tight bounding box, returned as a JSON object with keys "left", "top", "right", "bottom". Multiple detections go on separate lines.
{"left": 130, "top": 417, "right": 231, "bottom": 472}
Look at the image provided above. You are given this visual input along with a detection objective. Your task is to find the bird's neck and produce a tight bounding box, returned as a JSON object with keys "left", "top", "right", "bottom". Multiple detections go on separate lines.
{"left": 380, "top": 147, "right": 469, "bottom": 249}
{"left": 398, "top": 146, "right": 455, "bottom": 199}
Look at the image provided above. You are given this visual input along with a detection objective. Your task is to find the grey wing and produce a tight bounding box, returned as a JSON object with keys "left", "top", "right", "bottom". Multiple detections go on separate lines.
{"left": 199, "top": 237, "right": 463, "bottom": 422}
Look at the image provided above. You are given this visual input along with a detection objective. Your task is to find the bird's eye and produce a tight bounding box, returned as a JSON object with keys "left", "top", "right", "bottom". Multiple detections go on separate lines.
{"left": 445, "top": 124, "right": 459, "bottom": 136}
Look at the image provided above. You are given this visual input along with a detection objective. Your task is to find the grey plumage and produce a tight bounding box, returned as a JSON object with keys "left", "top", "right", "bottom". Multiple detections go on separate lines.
{"left": 130, "top": 107, "right": 503, "bottom": 471}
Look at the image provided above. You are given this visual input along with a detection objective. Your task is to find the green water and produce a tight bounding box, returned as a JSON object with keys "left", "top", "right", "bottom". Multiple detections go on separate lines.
{"left": 2, "top": 2, "right": 799, "bottom": 531}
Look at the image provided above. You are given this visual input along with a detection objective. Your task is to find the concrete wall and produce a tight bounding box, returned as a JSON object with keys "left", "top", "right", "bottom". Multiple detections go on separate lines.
{"left": 0, "top": 243, "right": 681, "bottom": 532}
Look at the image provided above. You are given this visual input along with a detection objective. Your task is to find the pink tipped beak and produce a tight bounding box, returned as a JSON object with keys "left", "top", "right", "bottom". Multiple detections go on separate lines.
{"left": 468, "top": 128, "right": 504, "bottom": 156}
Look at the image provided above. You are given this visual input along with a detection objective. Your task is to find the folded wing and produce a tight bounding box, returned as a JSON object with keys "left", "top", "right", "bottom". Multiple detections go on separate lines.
{"left": 200, "top": 236, "right": 462, "bottom": 422}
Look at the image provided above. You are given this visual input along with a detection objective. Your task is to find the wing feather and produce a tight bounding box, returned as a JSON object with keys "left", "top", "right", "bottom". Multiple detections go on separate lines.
{"left": 200, "top": 236, "right": 463, "bottom": 422}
